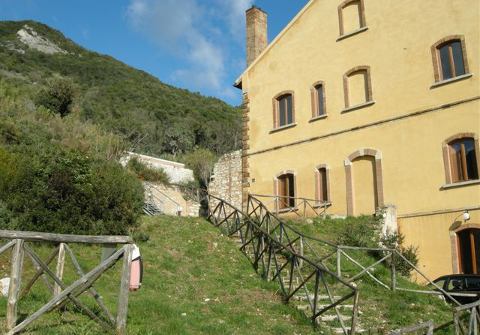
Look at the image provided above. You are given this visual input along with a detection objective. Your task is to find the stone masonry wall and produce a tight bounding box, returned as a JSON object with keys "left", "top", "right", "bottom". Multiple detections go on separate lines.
{"left": 208, "top": 150, "right": 243, "bottom": 210}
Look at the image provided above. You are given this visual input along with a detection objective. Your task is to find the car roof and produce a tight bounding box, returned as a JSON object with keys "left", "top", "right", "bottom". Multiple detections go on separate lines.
{"left": 435, "top": 274, "right": 480, "bottom": 281}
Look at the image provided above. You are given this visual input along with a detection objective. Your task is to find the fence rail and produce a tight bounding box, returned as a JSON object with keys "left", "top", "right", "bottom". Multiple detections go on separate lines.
{"left": 250, "top": 194, "right": 331, "bottom": 218}
{"left": 0, "top": 230, "right": 134, "bottom": 335}
{"left": 206, "top": 192, "right": 360, "bottom": 335}
{"left": 454, "top": 300, "right": 480, "bottom": 335}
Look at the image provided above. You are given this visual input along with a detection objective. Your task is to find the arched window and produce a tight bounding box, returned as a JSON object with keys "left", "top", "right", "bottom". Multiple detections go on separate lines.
{"left": 432, "top": 36, "right": 470, "bottom": 83}
{"left": 273, "top": 92, "right": 295, "bottom": 128}
{"left": 343, "top": 66, "right": 373, "bottom": 110}
{"left": 311, "top": 82, "right": 326, "bottom": 119}
{"left": 338, "top": 0, "right": 366, "bottom": 37}
{"left": 275, "top": 172, "right": 296, "bottom": 209}
{"left": 443, "top": 135, "right": 480, "bottom": 184}
{"left": 315, "top": 165, "right": 330, "bottom": 204}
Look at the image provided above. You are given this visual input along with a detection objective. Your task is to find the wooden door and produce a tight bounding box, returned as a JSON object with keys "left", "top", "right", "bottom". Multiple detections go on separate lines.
{"left": 458, "top": 229, "right": 480, "bottom": 274}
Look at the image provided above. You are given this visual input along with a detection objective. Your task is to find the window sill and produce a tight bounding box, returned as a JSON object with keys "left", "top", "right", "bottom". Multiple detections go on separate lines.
{"left": 341, "top": 100, "right": 376, "bottom": 113}
{"left": 441, "top": 179, "right": 480, "bottom": 190}
{"left": 337, "top": 26, "right": 368, "bottom": 42}
{"left": 270, "top": 123, "right": 297, "bottom": 134}
{"left": 309, "top": 114, "right": 328, "bottom": 123}
{"left": 431, "top": 73, "right": 473, "bottom": 88}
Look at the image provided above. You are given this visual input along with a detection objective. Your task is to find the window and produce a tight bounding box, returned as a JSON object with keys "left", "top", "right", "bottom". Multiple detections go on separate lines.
{"left": 273, "top": 92, "right": 294, "bottom": 128}
{"left": 338, "top": 0, "right": 366, "bottom": 37}
{"left": 315, "top": 166, "right": 330, "bottom": 204}
{"left": 276, "top": 173, "right": 295, "bottom": 209}
{"left": 343, "top": 66, "right": 373, "bottom": 110}
{"left": 446, "top": 137, "right": 479, "bottom": 183}
{"left": 432, "top": 36, "right": 470, "bottom": 83}
{"left": 447, "top": 277, "right": 466, "bottom": 291}
{"left": 311, "top": 82, "right": 326, "bottom": 118}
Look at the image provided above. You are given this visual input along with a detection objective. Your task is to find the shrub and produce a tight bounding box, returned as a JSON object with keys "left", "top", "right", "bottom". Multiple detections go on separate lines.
{"left": 381, "top": 232, "right": 419, "bottom": 276}
{"left": 337, "top": 215, "right": 381, "bottom": 248}
{"left": 183, "top": 148, "right": 217, "bottom": 188}
{"left": 337, "top": 213, "right": 419, "bottom": 277}
{"left": 0, "top": 146, "right": 144, "bottom": 235}
{"left": 35, "top": 77, "right": 76, "bottom": 118}
{"left": 127, "top": 157, "right": 170, "bottom": 184}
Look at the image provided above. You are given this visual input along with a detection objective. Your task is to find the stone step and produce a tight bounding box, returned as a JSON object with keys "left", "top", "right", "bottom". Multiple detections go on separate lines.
{"left": 296, "top": 303, "right": 354, "bottom": 310}
{"left": 332, "top": 327, "right": 366, "bottom": 334}
{"left": 294, "top": 294, "right": 342, "bottom": 301}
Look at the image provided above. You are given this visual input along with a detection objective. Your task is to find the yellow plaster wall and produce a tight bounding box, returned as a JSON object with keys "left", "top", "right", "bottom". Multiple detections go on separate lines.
{"left": 247, "top": 102, "right": 479, "bottom": 216}
{"left": 242, "top": 0, "right": 479, "bottom": 155}
{"left": 240, "top": 0, "right": 480, "bottom": 279}
{"left": 399, "top": 209, "right": 480, "bottom": 281}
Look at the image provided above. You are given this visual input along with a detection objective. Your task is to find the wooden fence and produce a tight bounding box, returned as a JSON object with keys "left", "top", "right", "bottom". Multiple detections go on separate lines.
{"left": 0, "top": 230, "right": 134, "bottom": 335}
{"left": 454, "top": 300, "right": 480, "bottom": 335}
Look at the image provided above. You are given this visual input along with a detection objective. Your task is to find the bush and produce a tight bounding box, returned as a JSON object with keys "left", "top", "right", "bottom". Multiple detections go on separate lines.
{"left": 0, "top": 147, "right": 144, "bottom": 235}
{"left": 35, "top": 77, "right": 76, "bottom": 118}
{"left": 337, "top": 214, "right": 419, "bottom": 277}
{"left": 381, "top": 232, "right": 419, "bottom": 276}
{"left": 337, "top": 215, "right": 381, "bottom": 248}
{"left": 127, "top": 157, "right": 170, "bottom": 184}
{"left": 183, "top": 148, "right": 217, "bottom": 187}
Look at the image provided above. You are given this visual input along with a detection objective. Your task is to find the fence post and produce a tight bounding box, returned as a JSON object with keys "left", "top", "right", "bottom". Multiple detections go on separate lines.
{"left": 336, "top": 248, "right": 342, "bottom": 277}
{"left": 390, "top": 251, "right": 396, "bottom": 292}
{"left": 7, "top": 239, "right": 25, "bottom": 331}
{"left": 116, "top": 244, "right": 133, "bottom": 335}
{"left": 54, "top": 243, "right": 66, "bottom": 297}
{"left": 454, "top": 309, "right": 460, "bottom": 335}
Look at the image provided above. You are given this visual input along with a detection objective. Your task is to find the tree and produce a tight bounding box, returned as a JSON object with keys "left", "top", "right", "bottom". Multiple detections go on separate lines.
{"left": 183, "top": 148, "right": 217, "bottom": 188}
{"left": 36, "top": 78, "right": 76, "bottom": 117}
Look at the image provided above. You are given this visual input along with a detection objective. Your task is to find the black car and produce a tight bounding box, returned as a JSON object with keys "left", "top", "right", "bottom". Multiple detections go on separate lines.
{"left": 433, "top": 274, "right": 480, "bottom": 304}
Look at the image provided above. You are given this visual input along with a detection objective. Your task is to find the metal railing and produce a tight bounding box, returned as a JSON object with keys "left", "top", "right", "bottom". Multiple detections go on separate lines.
{"left": 0, "top": 230, "right": 134, "bottom": 335}
{"left": 144, "top": 182, "right": 183, "bottom": 215}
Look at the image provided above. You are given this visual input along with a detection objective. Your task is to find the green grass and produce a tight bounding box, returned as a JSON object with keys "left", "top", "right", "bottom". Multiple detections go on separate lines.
{"left": 284, "top": 217, "right": 454, "bottom": 332}
{"left": 0, "top": 215, "right": 456, "bottom": 334}
{"left": 0, "top": 216, "right": 316, "bottom": 334}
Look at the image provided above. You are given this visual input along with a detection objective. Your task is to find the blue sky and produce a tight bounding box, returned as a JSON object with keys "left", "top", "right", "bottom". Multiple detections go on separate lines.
{"left": 0, "top": 0, "right": 309, "bottom": 105}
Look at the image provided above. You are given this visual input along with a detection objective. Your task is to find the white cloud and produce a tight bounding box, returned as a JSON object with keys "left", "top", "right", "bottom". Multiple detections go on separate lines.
{"left": 218, "top": 0, "right": 254, "bottom": 39}
{"left": 125, "top": 0, "right": 250, "bottom": 100}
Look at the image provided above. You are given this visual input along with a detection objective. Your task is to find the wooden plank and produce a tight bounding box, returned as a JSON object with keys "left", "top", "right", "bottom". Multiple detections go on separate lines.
{"left": 65, "top": 244, "right": 116, "bottom": 324}
{"left": 9, "top": 246, "right": 125, "bottom": 335}
{"left": 22, "top": 246, "right": 57, "bottom": 298}
{"left": 22, "top": 245, "right": 114, "bottom": 332}
{"left": 54, "top": 243, "right": 66, "bottom": 297}
{"left": 0, "top": 230, "right": 132, "bottom": 245}
{"left": 0, "top": 240, "right": 16, "bottom": 256}
{"left": 116, "top": 244, "right": 133, "bottom": 335}
{"left": 6, "top": 239, "right": 24, "bottom": 331}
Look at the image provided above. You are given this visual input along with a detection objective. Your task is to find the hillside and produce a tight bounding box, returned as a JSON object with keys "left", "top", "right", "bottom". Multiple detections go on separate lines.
{"left": 0, "top": 215, "right": 455, "bottom": 334}
{"left": 0, "top": 20, "right": 241, "bottom": 157}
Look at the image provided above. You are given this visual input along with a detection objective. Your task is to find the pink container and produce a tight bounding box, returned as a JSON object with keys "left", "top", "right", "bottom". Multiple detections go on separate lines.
{"left": 129, "top": 245, "right": 143, "bottom": 291}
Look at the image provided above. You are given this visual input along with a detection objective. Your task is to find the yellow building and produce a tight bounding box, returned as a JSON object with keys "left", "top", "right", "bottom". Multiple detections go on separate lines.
{"left": 235, "top": 1, "right": 480, "bottom": 280}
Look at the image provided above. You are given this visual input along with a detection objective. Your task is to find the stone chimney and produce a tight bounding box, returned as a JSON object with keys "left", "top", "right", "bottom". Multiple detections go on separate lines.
{"left": 246, "top": 6, "right": 268, "bottom": 67}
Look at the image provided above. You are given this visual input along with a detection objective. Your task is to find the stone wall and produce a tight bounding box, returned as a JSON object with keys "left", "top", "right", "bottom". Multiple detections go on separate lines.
{"left": 121, "top": 152, "right": 194, "bottom": 184}
{"left": 145, "top": 182, "right": 200, "bottom": 217}
{"left": 208, "top": 150, "right": 243, "bottom": 210}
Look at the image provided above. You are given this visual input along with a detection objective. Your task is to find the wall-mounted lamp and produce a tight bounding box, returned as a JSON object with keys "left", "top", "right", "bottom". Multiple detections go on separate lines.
{"left": 463, "top": 210, "right": 471, "bottom": 221}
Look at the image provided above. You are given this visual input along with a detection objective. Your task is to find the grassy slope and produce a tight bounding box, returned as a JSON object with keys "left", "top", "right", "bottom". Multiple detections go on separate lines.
{"left": 287, "top": 217, "right": 453, "bottom": 332}
{"left": 0, "top": 215, "right": 455, "bottom": 334}
{"left": 0, "top": 216, "right": 315, "bottom": 335}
